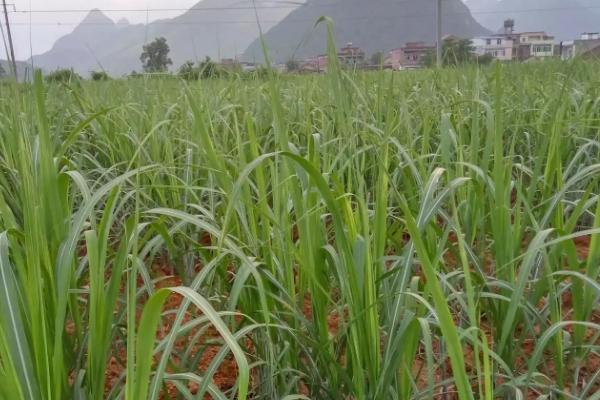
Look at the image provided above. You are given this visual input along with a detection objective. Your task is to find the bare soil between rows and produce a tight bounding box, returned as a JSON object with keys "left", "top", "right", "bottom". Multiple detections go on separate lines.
{"left": 99, "top": 236, "right": 599, "bottom": 399}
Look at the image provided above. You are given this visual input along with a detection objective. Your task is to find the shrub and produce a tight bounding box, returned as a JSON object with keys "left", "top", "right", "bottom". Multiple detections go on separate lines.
{"left": 178, "top": 61, "right": 200, "bottom": 80}
{"left": 91, "top": 71, "right": 110, "bottom": 81}
{"left": 45, "top": 68, "right": 81, "bottom": 83}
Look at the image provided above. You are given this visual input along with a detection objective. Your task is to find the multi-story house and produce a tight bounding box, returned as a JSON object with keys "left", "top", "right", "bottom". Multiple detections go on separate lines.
{"left": 299, "top": 55, "right": 328, "bottom": 73}
{"left": 472, "top": 34, "right": 516, "bottom": 61}
{"left": 581, "top": 32, "right": 600, "bottom": 41}
{"left": 518, "top": 32, "right": 556, "bottom": 59}
{"left": 384, "top": 42, "right": 434, "bottom": 70}
{"left": 561, "top": 33, "right": 600, "bottom": 60}
{"left": 337, "top": 43, "right": 366, "bottom": 67}
{"left": 475, "top": 20, "right": 556, "bottom": 62}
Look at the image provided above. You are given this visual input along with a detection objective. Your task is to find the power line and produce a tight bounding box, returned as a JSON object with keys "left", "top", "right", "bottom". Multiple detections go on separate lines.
{"left": 6, "top": 4, "right": 600, "bottom": 24}
{"left": 7, "top": 4, "right": 600, "bottom": 14}
{"left": 8, "top": 6, "right": 600, "bottom": 27}
{"left": 8, "top": 5, "right": 319, "bottom": 14}
{"left": 6, "top": 2, "right": 600, "bottom": 31}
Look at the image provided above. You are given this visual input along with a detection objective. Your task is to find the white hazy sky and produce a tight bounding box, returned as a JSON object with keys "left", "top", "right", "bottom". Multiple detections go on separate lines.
{"left": 5, "top": 0, "right": 201, "bottom": 59}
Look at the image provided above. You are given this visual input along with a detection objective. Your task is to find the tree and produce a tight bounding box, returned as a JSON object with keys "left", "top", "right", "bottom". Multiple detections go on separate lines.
{"left": 285, "top": 58, "right": 299, "bottom": 72}
{"left": 45, "top": 68, "right": 81, "bottom": 83}
{"left": 91, "top": 71, "right": 109, "bottom": 81}
{"left": 424, "top": 38, "right": 477, "bottom": 67}
{"left": 475, "top": 53, "right": 495, "bottom": 65}
{"left": 140, "top": 37, "right": 172, "bottom": 73}
{"left": 198, "top": 57, "right": 221, "bottom": 79}
{"left": 178, "top": 61, "right": 199, "bottom": 80}
{"left": 444, "top": 38, "right": 476, "bottom": 66}
{"left": 370, "top": 51, "right": 385, "bottom": 66}
{"left": 177, "top": 58, "right": 225, "bottom": 80}
{"left": 0, "top": 62, "right": 5, "bottom": 78}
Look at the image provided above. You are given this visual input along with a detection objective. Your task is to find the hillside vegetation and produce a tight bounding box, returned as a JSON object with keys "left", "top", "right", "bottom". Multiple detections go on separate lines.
{"left": 243, "top": 0, "right": 488, "bottom": 63}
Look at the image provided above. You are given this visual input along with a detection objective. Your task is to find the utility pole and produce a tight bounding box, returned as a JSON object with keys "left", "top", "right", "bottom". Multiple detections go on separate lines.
{"left": 2, "top": 0, "right": 16, "bottom": 79}
{"left": 436, "top": 0, "right": 442, "bottom": 68}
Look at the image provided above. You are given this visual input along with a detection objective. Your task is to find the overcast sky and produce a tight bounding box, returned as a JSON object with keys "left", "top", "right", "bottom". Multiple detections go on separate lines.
{"left": 5, "top": 0, "right": 200, "bottom": 60}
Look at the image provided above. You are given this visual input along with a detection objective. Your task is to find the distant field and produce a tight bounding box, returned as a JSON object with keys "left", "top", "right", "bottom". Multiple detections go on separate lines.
{"left": 0, "top": 61, "right": 599, "bottom": 400}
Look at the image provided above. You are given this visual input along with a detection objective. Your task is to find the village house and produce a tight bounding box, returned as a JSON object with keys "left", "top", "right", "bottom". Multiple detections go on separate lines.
{"left": 384, "top": 42, "right": 434, "bottom": 70}
{"left": 518, "top": 32, "right": 555, "bottom": 59}
{"left": 561, "top": 41, "right": 576, "bottom": 60}
{"left": 237, "top": 62, "right": 257, "bottom": 72}
{"left": 219, "top": 58, "right": 240, "bottom": 70}
{"left": 472, "top": 20, "right": 517, "bottom": 61}
{"left": 473, "top": 20, "right": 556, "bottom": 62}
{"left": 561, "top": 32, "right": 600, "bottom": 60}
{"left": 472, "top": 34, "right": 515, "bottom": 61}
{"left": 384, "top": 48, "right": 403, "bottom": 70}
{"left": 299, "top": 54, "right": 329, "bottom": 73}
{"left": 337, "top": 43, "right": 366, "bottom": 67}
{"left": 298, "top": 43, "right": 365, "bottom": 72}
{"left": 581, "top": 32, "right": 600, "bottom": 40}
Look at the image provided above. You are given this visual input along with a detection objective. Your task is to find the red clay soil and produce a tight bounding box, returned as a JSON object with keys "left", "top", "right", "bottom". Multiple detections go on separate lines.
{"left": 100, "top": 236, "right": 598, "bottom": 399}
{"left": 103, "top": 262, "right": 241, "bottom": 400}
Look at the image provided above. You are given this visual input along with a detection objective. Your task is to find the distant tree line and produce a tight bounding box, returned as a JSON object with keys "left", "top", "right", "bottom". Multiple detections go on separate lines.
{"left": 134, "top": 37, "right": 268, "bottom": 80}
{"left": 31, "top": 36, "right": 499, "bottom": 84}
{"left": 177, "top": 57, "right": 226, "bottom": 80}
{"left": 43, "top": 68, "right": 109, "bottom": 83}
{"left": 45, "top": 69, "right": 81, "bottom": 83}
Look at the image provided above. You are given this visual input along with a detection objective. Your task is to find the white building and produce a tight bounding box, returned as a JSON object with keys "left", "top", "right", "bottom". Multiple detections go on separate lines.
{"left": 561, "top": 41, "right": 575, "bottom": 60}
{"left": 581, "top": 32, "right": 600, "bottom": 41}
{"left": 561, "top": 33, "right": 600, "bottom": 60}
{"left": 473, "top": 34, "right": 516, "bottom": 61}
{"left": 518, "top": 32, "right": 555, "bottom": 58}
